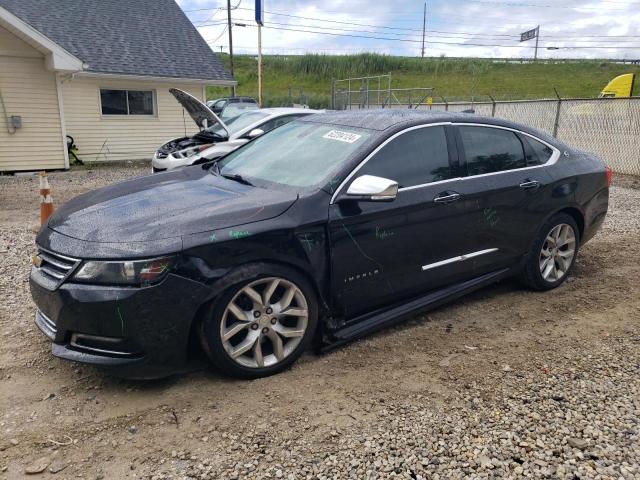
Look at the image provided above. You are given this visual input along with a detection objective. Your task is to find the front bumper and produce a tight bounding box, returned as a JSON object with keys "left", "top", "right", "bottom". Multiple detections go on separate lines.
{"left": 30, "top": 268, "right": 211, "bottom": 379}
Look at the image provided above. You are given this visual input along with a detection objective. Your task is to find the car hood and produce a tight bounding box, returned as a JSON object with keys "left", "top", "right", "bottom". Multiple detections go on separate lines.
{"left": 46, "top": 166, "right": 297, "bottom": 244}
{"left": 169, "top": 88, "right": 229, "bottom": 136}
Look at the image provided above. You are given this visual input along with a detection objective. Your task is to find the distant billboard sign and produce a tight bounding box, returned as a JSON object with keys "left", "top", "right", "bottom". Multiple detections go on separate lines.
{"left": 255, "top": 0, "right": 264, "bottom": 25}
{"left": 520, "top": 28, "right": 537, "bottom": 42}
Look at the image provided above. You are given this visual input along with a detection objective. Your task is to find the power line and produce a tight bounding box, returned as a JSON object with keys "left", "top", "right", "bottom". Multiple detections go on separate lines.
{"left": 194, "top": 18, "right": 528, "bottom": 41}
{"left": 212, "top": 23, "right": 538, "bottom": 48}
{"left": 192, "top": 6, "right": 640, "bottom": 39}
{"left": 194, "top": 16, "right": 524, "bottom": 38}
{"left": 195, "top": 18, "right": 640, "bottom": 45}
{"left": 205, "top": 25, "right": 228, "bottom": 44}
{"left": 443, "top": 0, "right": 630, "bottom": 10}
{"left": 207, "top": 23, "right": 640, "bottom": 50}
{"left": 185, "top": 0, "right": 636, "bottom": 13}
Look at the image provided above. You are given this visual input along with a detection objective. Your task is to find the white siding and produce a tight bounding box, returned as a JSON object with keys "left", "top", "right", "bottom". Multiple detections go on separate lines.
{"left": 62, "top": 77, "right": 204, "bottom": 162}
{"left": 0, "top": 26, "right": 66, "bottom": 171}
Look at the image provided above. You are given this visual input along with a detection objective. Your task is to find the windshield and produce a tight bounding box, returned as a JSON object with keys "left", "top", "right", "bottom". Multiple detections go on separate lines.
{"left": 217, "top": 121, "right": 373, "bottom": 188}
{"left": 205, "top": 111, "right": 270, "bottom": 138}
{"left": 221, "top": 103, "right": 260, "bottom": 119}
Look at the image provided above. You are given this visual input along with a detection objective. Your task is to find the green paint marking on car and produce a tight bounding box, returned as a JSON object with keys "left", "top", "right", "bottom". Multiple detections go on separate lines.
{"left": 325, "top": 178, "right": 340, "bottom": 194}
{"left": 299, "top": 233, "right": 315, "bottom": 251}
{"left": 229, "top": 230, "right": 251, "bottom": 239}
{"left": 375, "top": 226, "right": 395, "bottom": 240}
{"left": 484, "top": 207, "right": 500, "bottom": 227}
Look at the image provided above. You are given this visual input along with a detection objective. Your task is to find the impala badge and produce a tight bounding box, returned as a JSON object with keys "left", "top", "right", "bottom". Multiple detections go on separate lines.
{"left": 32, "top": 254, "right": 43, "bottom": 268}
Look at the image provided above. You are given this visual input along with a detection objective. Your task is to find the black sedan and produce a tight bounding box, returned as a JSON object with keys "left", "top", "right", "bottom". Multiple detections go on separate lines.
{"left": 30, "top": 110, "right": 610, "bottom": 379}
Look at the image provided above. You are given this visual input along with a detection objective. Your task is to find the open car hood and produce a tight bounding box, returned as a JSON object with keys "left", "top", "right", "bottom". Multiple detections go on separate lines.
{"left": 169, "top": 88, "right": 229, "bottom": 136}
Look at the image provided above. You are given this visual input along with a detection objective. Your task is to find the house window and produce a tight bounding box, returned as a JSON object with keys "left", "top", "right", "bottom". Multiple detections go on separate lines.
{"left": 100, "top": 89, "right": 155, "bottom": 115}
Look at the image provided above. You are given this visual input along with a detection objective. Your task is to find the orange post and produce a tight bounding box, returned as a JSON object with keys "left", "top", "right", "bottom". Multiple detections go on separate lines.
{"left": 39, "top": 171, "right": 54, "bottom": 225}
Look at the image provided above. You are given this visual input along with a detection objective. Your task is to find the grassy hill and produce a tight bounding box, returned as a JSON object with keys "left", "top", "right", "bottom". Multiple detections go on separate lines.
{"left": 206, "top": 54, "right": 640, "bottom": 108}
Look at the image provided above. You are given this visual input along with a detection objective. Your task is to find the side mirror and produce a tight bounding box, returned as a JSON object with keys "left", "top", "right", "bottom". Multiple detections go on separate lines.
{"left": 246, "top": 128, "right": 264, "bottom": 139}
{"left": 344, "top": 175, "right": 398, "bottom": 202}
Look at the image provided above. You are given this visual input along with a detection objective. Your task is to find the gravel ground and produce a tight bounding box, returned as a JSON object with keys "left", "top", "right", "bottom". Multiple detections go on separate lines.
{"left": 0, "top": 164, "right": 639, "bottom": 479}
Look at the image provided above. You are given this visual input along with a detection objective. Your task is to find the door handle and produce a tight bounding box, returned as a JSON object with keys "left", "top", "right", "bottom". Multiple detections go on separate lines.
{"left": 519, "top": 180, "right": 541, "bottom": 189}
{"left": 434, "top": 192, "right": 461, "bottom": 204}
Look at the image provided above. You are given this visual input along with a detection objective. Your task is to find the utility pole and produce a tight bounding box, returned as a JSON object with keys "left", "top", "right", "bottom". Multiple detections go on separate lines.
{"left": 421, "top": 2, "right": 426, "bottom": 58}
{"left": 534, "top": 25, "right": 540, "bottom": 61}
{"left": 227, "top": 0, "right": 235, "bottom": 95}
{"left": 255, "top": 0, "right": 264, "bottom": 106}
{"left": 258, "top": 23, "right": 262, "bottom": 106}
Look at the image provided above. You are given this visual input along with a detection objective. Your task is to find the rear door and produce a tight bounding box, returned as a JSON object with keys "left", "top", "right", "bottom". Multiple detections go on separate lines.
{"left": 452, "top": 124, "right": 557, "bottom": 274}
{"left": 328, "top": 124, "right": 471, "bottom": 319}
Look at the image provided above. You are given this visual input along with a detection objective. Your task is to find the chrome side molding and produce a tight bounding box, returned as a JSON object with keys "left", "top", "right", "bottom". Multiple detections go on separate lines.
{"left": 422, "top": 248, "right": 499, "bottom": 271}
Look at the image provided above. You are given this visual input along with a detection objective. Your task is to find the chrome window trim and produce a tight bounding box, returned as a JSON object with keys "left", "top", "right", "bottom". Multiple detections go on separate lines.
{"left": 330, "top": 121, "right": 560, "bottom": 203}
{"left": 329, "top": 122, "right": 452, "bottom": 204}
{"left": 453, "top": 123, "right": 561, "bottom": 180}
{"left": 422, "top": 248, "right": 498, "bottom": 271}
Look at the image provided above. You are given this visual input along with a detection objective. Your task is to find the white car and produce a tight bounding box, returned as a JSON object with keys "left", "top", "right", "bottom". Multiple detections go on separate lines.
{"left": 153, "top": 89, "right": 320, "bottom": 172}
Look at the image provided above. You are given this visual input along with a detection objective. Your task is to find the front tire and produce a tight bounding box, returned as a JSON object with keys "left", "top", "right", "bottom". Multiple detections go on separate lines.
{"left": 200, "top": 266, "right": 318, "bottom": 379}
{"left": 520, "top": 213, "right": 579, "bottom": 291}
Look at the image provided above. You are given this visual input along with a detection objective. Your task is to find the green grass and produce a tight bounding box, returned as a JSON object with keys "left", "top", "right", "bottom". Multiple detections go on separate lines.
{"left": 207, "top": 54, "right": 640, "bottom": 108}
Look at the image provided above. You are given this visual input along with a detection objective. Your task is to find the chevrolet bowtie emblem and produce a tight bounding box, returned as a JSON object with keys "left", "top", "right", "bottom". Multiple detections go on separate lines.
{"left": 32, "top": 254, "right": 43, "bottom": 268}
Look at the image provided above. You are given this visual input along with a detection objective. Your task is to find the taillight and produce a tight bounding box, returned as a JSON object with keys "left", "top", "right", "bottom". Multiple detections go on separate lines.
{"left": 605, "top": 166, "right": 612, "bottom": 187}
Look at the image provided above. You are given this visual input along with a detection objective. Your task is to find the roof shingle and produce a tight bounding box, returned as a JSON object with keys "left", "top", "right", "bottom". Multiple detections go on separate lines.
{"left": 0, "top": 0, "right": 233, "bottom": 81}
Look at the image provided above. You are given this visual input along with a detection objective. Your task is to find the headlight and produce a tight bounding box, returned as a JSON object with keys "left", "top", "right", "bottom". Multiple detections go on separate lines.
{"left": 72, "top": 257, "right": 176, "bottom": 286}
{"left": 176, "top": 144, "right": 213, "bottom": 159}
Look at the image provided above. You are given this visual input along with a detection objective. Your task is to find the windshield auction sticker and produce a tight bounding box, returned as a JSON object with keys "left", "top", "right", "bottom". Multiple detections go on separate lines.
{"left": 323, "top": 130, "right": 362, "bottom": 143}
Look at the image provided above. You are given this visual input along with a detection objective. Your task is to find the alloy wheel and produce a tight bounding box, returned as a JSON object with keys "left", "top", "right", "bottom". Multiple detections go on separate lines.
{"left": 220, "top": 277, "right": 309, "bottom": 368}
{"left": 539, "top": 223, "right": 576, "bottom": 282}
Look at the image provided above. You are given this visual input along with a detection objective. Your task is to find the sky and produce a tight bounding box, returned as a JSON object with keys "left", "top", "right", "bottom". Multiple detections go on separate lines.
{"left": 176, "top": 0, "right": 640, "bottom": 59}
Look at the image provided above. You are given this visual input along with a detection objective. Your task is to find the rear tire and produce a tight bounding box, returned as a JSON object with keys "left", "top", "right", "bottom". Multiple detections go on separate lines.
{"left": 520, "top": 213, "right": 579, "bottom": 291}
{"left": 199, "top": 265, "right": 318, "bottom": 379}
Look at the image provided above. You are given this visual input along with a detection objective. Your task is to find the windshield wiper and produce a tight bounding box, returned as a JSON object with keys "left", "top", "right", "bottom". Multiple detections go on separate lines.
{"left": 222, "top": 172, "right": 254, "bottom": 186}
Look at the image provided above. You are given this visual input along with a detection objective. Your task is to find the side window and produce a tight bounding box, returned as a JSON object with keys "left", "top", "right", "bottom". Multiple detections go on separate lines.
{"left": 459, "top": 126, "right": 526, "bottom": 176}
{"left": 523, "top": 136, "right": 554, "bottom": 166}
{"left": 357, "top": 126, "right": 451, "bottom": 188}
{"left": 259, "top": 115, "right": 300, "bottom": 134}
{"left": 213, "top": 100, "right": 226, "bottom": 109}
{"left": 100, "top": 89, "right": 155, "bottom": 115}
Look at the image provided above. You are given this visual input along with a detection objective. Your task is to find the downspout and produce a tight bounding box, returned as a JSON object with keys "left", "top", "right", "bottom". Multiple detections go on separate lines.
{"left": 55, "top": 73, "right": 70, "bottom": 169}
{"left": 0, "top": 89, "right": 16, "bottom": 134}
{"left": 56, "top": 65, "right": 86, "bottom": 169}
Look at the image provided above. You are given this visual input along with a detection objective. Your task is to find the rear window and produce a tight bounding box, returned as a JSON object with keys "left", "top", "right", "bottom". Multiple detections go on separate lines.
{"left": 459, "top": 126, "right": 526, "bottom": 176}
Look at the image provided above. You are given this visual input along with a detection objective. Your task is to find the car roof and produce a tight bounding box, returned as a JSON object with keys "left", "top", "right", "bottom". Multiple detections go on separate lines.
{"left": 225, "top": 108, "right": 322, "bottom": 139}
{"left": 300, "top": 108, "right": 562, "bottom": 147}
{"left": 221, "top": 96, "right": 256, "bottom": 102}
{"left": 258, "top": 107, "right": 322, "bottom": 116}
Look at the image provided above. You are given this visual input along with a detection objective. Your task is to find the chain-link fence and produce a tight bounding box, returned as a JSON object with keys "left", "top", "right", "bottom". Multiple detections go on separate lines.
{"left": 330, "top": 73, "right": 639, "bottom": 175}
{"left": 416, "top": 97, "right": 640, "bottom": 176}
{"left": 332, "top": 74, "right": 435, "bottom": 110}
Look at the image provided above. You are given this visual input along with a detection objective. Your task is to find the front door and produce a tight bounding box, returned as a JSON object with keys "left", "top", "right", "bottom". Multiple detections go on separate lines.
{"left": 328, "top": 124, "right": 471, "bottom": 319}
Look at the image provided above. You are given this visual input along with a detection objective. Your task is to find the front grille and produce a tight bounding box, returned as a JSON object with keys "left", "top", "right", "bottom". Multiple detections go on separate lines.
{"left": 152, "top": 166, "right": 167, "bottom": 173}
{"left": 34, "top": 248, "right": 80, "bottom": 289}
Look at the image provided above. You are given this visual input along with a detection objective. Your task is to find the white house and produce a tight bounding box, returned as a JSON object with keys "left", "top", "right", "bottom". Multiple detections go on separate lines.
{"left": 0, "top": 0, "right": 235, "bottom": 172}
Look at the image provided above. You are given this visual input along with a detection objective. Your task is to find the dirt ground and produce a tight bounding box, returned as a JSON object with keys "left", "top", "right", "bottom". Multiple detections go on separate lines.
{"left": 0, "top": 165, "right": 639, "bottom": 479}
